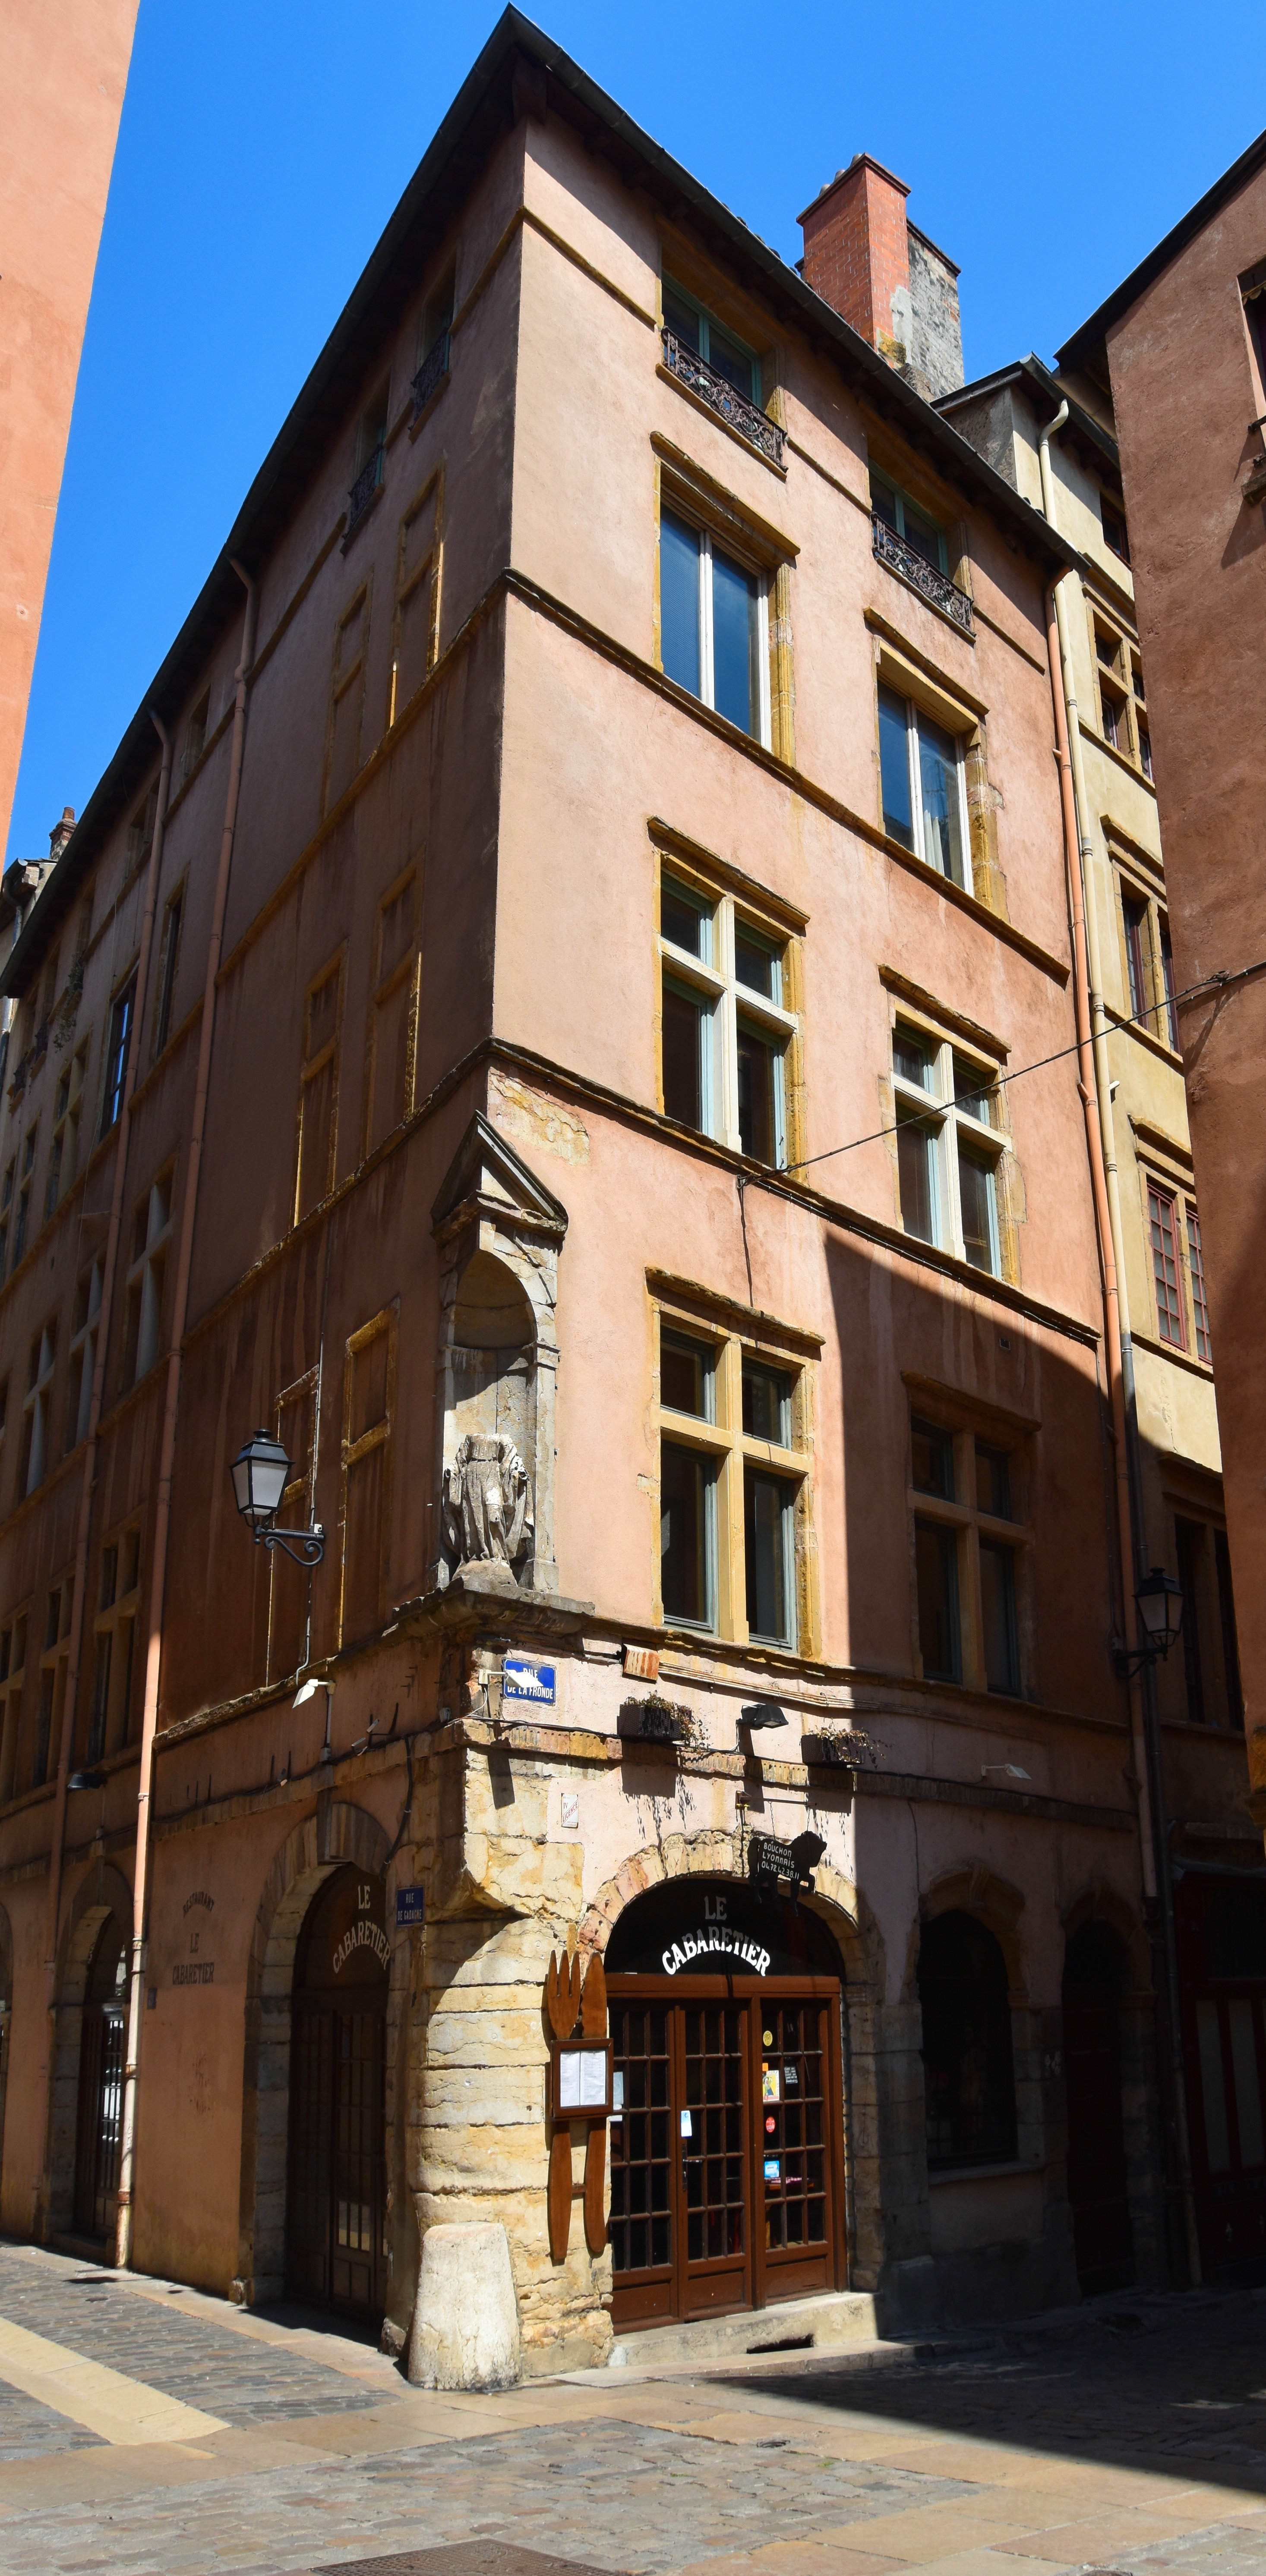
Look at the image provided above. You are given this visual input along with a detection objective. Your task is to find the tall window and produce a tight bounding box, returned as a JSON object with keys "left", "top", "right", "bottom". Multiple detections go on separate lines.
{"left": 660, "top": 506, "right": 769, "bottom": 743}
{"left": 181, "top": 690, "right": 210, "bottom": 784}
{"left": 1148, "top": 1184, "right": 1187, "bottom": 1349}
{"left": 389, "top": 473, "right": 441, "bottom": 727}
{"left": 918, "top": 1911, "right": 1017, "bottom": 2170}
{"left": 324, "top": 589, "right": 370, "bottom": 812}
{"left": 126, "top": 782, "right": 158, "bottom": 873}
{"left": 102, "top": 969, "right": 137, "bottom": 1134}
{"left": 1100, "top": 493, "right": 1130, "bottom": 564}
{"left": 1187, "top": 1206, "right": 1211, "bottom": 1361}
{"left": 341, "top": 1310, "right": 396, "bottom": 1645}
{"left": 1176, "top": 1516, "right": 1244, "bottom": 1730}
{"left": 656, "top": 1304, "right": 811, "bottom": 1649}
{"left": 878, "top": 686, "right": 969, "bottom": 887}
{"left": 0, "top": 1613, "right": 28, "bottom": 1808}
{"left": 1123, "top": 895, "right": 1149, "bottom": 1022}
{"left": 35, "top": 1570, "right": 74, "bottom": 1787}
{"left": 892, "top": 1022, "right": 1006, "bottom": 1275}
{"left": 66, "top": 1260, "right": 102, "bottom": 1453}
{"left": 0, "top": 1160, "right": 13, "bottom": 1277}
{"left": 909, "top": 1412, "right": 1025, "bottom": 1696}
{"left": 45, "top": 1041, "right": 86, "bottom": 1217}
{"left": 19, "top": 1323, "right": 56, "bottom": 1498}
{"left": 1115, "top": 872, "right": 1178, "bottom": 1050}
{"left": 121, "top": 1173, "right": 173, "bottom": 1386}
{"left": 87, "top": 1524, "right": 142, "bottom": 1762}
{"left": 657, "top": 862, "right": 800, "bottom": 1168}
{"left": 295, "top": 958, "right": 343, "bottom": 1223}
{"left": 152, "top": 882, "right": 184, "bottom": 1058}
{"left": 366, "top": 872, "right": 420, "bottom": 1152}
{"left": 12, "top": 1124, "right": 37, "bottom": 1269}
{"left": 662, "top": 279, "right": 760, "bottom": 402}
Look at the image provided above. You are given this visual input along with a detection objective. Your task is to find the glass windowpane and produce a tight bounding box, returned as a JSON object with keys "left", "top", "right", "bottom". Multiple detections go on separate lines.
{"left": 661, "top": 510, "right": 701, "bottom": 698}
{"left": 953, "top": 1055, "right": 991, "bottom": 1120}
{"left": 662, "top": 980, "right": 707, "bottom": 1131}
{"left": 979, "top": 1540, "right": 1019, "bottom": 1694}
{"left": 745, "top": 1468, "right": 793, "bottom": 1644}
{"left": 897, "top": 1110, "right": 937, "bottom": 1242}
{"left": 878, "top": 686, "right": 913, "bottom": 847}
{"left": 660, "top": 1442, "right": 712, "bottom": 1627}
{"left": 975, "top": 1443, "right": 1013, "bottom": 1518}
{"left": 915, "top": 1520, "right": 960, "bottom": 1680}
{"left": 661, "top": 1331, "right": 712, "bottom": 1419}
{"left": 662, "top": 287, "right": 700, "bottom": 351}
{"left": 742, "top": 1358, "right": 791, "bottom": 1443}
{"left": 735, "top": 929, "right": 779, "bottom": 999}
{"left": 661, "top": 877, "right": 710, "bottom": 959}
{"left": 912, "top": 1417, "right": 954, "bottom": 1499}
{"left": 707, "top": 325, "right": 754, "bottom": 401}
{"left": 957, "top": 1145, "right": 998, "bottom": 1273}
{"left": 711, "top": 546, "right": 758, "bottom": 735}
{"left": 893, "top": 1027, "right": 934, "bottom": 1090}
{"left": 903, "top": 502, "right": 943, "bottom": 567}
{"left": 917, "top": 713, "right": 965, "bottom": 885}
{"left": 736, "top": 1022, "right": 779, "bottom": 1163}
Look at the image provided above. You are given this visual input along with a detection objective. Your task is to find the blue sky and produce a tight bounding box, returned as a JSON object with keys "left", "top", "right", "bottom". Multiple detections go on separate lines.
{"left": 9, "top": 0, "right": 1262, "bottom": 864}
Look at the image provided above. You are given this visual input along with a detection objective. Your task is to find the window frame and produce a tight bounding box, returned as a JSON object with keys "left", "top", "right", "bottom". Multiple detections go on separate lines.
{"left": 657, "top": 488, "right": 774, "bottom": 749}
{"left": 19, "top": 1322, "right": 57, "bottom": 1499}
{"left": 1143, "top": 1170, "right": 1210, "bottom": 1363}
{"left": 654, "top": 1297, "right": 815, "bottom": 1653}
{"left": 869, "top": 470, "right": 949, "bottom": 575}
{"left": 101, "top": 965, "right": 138, "bottom": 1136}
{"left": 121, "top": 1170, "right": 174, "bottom": 1389}
{"left": 294, "top": 951, "right": 346, "bottom": 1225}
{"left": 86, "top": 1518, "right": 142, "bottom": 1763}
{"left": 0, "top": 1607, "right": 30, "bottom": 1808}
{"left": 35, "top": 1566, "right": 74, "bottom": 1788}
{"left": 890, "top": 1016, "right": 1008, "bottom": 1278}
{"left": 876, "top": 681, "right": 972, "bottom": 889}
{"left": 655, "top": 851, "right": 802, "bottom": 1170}
{"left": 906, "top": 1403, "right": 1031, "bottom": 1698}
{"left": 1113, "top": 864, "right": 1179, "bottom": 1054}
{"left": 152, "top": 880, "right": 185, "bottom": 1061}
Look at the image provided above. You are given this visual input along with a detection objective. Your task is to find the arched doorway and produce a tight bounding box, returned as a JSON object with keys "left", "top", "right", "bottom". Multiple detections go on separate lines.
{"left": 604, "top": 1876, "right": 847, "bottom": 2330}
{"left": 917, "top": 1911, "right": 1017, "bottom": 2171}
{"left": 1062, "top": 1920, "right": 1133, "bottom": 2292}
{"left": 73, "top": 1915, "right": 127, "bottom": 2241}
{"left": 285, "top": 1865, "right": 389, "bottom": 2320}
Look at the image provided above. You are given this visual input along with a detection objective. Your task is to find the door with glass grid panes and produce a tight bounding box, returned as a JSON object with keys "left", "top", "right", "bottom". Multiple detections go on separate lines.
{"left": 285, "top": 1866, "right": 389, "bottom": 2321}
{"left": 606, "top": 1978, "right": 844, "bottom": 2328}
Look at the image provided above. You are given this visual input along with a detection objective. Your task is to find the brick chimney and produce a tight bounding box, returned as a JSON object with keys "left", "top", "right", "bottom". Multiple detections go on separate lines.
{"left": 799, "top": 157, "right": 964, "bottom": 400}
{"left": 48, "top": 806, "right": 74, "bottom": 863}
{"left": 798, "top": 156, "right": 912, "bottom": 365}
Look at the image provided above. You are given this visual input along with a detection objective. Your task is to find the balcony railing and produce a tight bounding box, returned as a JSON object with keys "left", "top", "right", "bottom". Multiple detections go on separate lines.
{"left": 661, "top": 329, "right": 784, "bottom": 469}
{"left": 872, "top": 513, "right": 974, "bottom": 635}
{"left": 346, "top": 444, "right": 385, "bottom": 536}
{"left": 411, "top": 328, "right": 451, "bottom": 419}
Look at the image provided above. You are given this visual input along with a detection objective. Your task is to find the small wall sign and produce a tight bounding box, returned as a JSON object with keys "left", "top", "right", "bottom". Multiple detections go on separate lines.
{"left": 550, "top": 2038, "right": 612, "bottom": 2116}
{"left": 396, "top": 1887, "right": 426, "bottom": 1927}
{"left": 503, "top": 1658, "right": 556, "bottom": 1705}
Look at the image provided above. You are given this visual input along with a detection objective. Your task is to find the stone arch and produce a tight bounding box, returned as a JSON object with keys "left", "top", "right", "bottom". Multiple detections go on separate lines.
{"left": 579, "top": 1830, "right": 887, "bottom": 2288}
{"left": 915, "top": 1863, "right": 1028, "bottom": 2000}
{"left": 234, "top": 1799, "right": 411, "bottom": 2316}
{"left": 1061, "top": 1879, "right": 1151, "bottom": 1995}
{"left": 45, "top": 1859, "right": 134, "bottom": 2242}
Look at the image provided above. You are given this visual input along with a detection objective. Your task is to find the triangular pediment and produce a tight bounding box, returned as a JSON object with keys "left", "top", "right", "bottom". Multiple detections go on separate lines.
{"left": 431, "top": 1112, "right": 569, "bottom": 1239}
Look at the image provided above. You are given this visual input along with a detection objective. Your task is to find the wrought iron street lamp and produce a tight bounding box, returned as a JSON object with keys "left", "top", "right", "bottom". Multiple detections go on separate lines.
{"left": 1115, "top": 1565, "right": 1184, "bottom": 1681}
{"left": 229, "top": 1430, "right": 326, "bottom": 1567}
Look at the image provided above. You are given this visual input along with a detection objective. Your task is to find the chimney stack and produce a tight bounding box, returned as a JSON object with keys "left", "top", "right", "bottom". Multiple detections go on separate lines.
{"left": 799, "top": 156, "right": 963, "bottom": 401}
{"left": 48, "top": 806, "right": 74, "bottom": 864}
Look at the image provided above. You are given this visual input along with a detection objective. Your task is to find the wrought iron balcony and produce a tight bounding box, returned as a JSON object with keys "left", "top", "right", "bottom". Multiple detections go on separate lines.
{"left": 411, "top": 328, "right": 451, "bottom": 419}
{"left": 872, "top": 513, "right": 974, "bottom": 635}
{"left": 661, "top": 329, "right": 784, "bottom": 469}
{"left": 346, "top": 443, "right": 384, "bottom": 535}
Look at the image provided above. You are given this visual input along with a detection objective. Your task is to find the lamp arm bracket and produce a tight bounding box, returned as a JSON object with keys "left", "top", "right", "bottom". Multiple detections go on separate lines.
{"left": 256, "top": 1524, "right": 326, "bottom": 1568}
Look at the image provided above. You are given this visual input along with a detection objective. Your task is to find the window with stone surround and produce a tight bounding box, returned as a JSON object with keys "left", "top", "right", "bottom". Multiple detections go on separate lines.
{"left": 340, "top": 1306, "right": 397, "bottom": 1647}
{"left": 365, "top": 869, "right": 420, "bottom": 1153}
{"left": 120, "top": 1170, "right": 173, "bottom": 1387}
{"left": 1112, "top": 859, "right": 1177, "bottom": 1053}
{"left": 1092, "top": 616, "right": 1149, "bottom": 775}
{"left": 0, "top": 1610, "right": 28, "bottom": 1807}
{"left": 35, "top": 1567, "right": 74, "bottom": 1787}
{"left": 294, "top": 954, "right": 344, "bottom": 1225}
{"left": 653, "top": 1288, "right": 815, "bottom": 1652}
{"left": 388, "top": 471, "right": 442, "bottom": 727}
{"left": 1146, "top": 1177, "right": 1211, "bottom": 1362}
{"left": 918, "top": 1910, "right": 1017, "bottom": 2170}
{"left": 655, "top": 841, "right": 802, "bottom": 1170}
{"left": 323, "top": 585, "right": 371, "bottom": 815}
{"left": 907, "top": 1397, "right": 1029, "bottom": 1697}
{"left": 889, "top": 1004, "right": 1012, "bottom": 1280}
{"left": 86, "top": 1521, "right": 142, "bottom": 1763}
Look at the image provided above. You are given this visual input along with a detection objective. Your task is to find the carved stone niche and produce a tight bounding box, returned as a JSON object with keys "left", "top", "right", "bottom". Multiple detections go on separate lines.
{"left": 429, "top": 1114, "right": 568, "bottom": 1597}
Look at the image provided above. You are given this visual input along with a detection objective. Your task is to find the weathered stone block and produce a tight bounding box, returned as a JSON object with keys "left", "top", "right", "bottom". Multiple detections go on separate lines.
{"left": 407, "top": 2221, "right": 521, "bottom": 2390}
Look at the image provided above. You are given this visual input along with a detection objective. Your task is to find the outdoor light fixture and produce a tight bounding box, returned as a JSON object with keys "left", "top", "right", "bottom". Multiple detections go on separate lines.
{"left": 229, "top": 1430, "right": 326, "bottom": 1567}
{"left": 67, "top": 1768, "right": 106, "bottom": 1792}
{"left": 739, "top": 1702, "right": 788, "bottom": 1732}
{"left": 1114, "top": 1565, "right": 1184, "bottom": 1681}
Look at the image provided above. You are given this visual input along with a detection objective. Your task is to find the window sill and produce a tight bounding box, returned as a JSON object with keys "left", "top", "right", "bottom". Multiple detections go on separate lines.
{"left": 1102, "top": 1000, "right": 1182, "bottom": 1069}
{"left": 1130, "top": 1325, "right": 1214, "bottom": 1381}
{"left": 1080, "top": 714, "right": 1156, "bottom": 795}
{"left": 873, "top": 538, "right": 975, "bottom": 645}
{"left": 656, "top": 361, "right": 787, "bottom": 478}
{"left": 928, "top": 2159, "right": 1043, "bottom": 2187}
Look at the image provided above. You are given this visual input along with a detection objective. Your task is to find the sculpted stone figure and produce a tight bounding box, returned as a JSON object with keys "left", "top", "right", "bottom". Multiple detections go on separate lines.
{"left": 443, "top": 1433, "right": 533, "bottom": 1578}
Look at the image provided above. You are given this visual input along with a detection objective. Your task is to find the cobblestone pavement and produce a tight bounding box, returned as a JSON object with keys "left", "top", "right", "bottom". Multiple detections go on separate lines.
{"left": 0, "top": 2249, "right": 1263, "bottom": 2576}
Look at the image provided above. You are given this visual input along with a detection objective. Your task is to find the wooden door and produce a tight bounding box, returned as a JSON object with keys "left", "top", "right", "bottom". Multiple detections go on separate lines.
{"left": 73, "top": 1918, "right": 127, "bottom": 2241}
{"left": 286, "top": 1867, "right": 389, "bottom": 2321}
{"left": 609, "top": 1976, "right": 844, "bottom": 2330}
{"left": 1063, "top": 1989, "right": 1133, "bottom": 2291}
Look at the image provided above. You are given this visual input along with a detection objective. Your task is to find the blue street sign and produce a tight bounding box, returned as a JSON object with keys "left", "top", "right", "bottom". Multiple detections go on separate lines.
{"left": 396, "top": 1887, "right": 426, "bottom": 1927}
{"left": 503, "top": 1658, "right": 556, "bottom": 1706}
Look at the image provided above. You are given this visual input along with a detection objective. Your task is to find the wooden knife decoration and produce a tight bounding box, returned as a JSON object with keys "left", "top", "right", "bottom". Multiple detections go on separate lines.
{"left": 544, "top": 1945, "right": 610, "bottom": 2263}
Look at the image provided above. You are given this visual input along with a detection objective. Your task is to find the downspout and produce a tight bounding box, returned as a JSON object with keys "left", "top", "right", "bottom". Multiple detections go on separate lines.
{"left": 36, "top": 712, "right": 174, "bottom": 2240}
{"left": 1041, "top": 408, "right": 1201, "bottom": 2285}
{"left": 114, "top": 564, "right": 258, "bottom": 2270}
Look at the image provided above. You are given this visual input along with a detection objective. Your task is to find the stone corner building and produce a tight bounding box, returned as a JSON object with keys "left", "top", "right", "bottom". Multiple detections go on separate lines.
{"left": 0, "top": 16, "right": 1255, "bottom": 2369}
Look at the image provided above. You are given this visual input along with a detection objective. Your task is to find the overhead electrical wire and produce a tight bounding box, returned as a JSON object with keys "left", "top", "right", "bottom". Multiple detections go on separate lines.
{"left": 755, "top": 955, "right": 1266, "bottom": 1187}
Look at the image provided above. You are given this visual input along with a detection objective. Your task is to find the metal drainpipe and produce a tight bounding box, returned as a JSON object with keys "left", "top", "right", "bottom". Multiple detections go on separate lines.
{"left": 1040, "top": 409, "right": 1201, "bottom": 2287}
{"left": 35, "top": 712, "right": 174, "bottom": 2244}
{"left": 114, "top": 563, "right": 258, "bottom": 2271}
